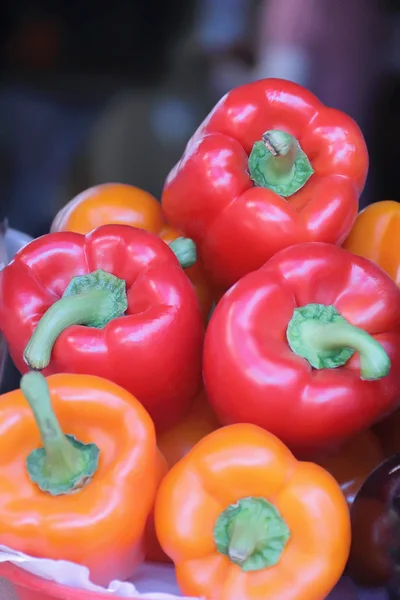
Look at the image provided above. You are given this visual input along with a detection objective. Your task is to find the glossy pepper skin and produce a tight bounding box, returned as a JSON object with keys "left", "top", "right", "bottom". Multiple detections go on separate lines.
{"left": 203, "top": 243, "right": 400, "bottom": 454}
{"left": 343, "top": 200, "right": 400, "bottom": 287}
{"left": 155, "top": 423, "right": 350, "bottom": 600}
{"left": 0, "top": 373, "right": 158, "bottom": 587}
{"left": 0, "top": 224, "right": 204, "bottom": 432}
{"left": 51, "top": 183, "right": 214, "bottom": 322}
{"left": 162, "top": 78, "right": 369, "bottom": 290}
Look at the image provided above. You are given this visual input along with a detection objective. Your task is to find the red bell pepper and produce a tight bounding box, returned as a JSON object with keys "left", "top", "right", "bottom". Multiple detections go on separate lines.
{"left": 0, "top": 225, "right": 204, "bottom": 432}
{"left": 203, "top": 242, "right": 400, "bottom": 454}
{"left": 162, "top": 78, "right": 369, "bottom": 290}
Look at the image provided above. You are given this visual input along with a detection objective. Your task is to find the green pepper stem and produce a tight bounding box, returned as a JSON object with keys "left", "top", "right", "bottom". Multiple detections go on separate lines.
{"left": 24, "top": 269, "right": 128, "bottom": 370}
{"left": 261, "top": 131, "right": 298, "bottom": 183}
{"left": 169, "top": 237, "right": 197, "bottom": 269}
{"left": 228, "top": 518, "right": 257, "bottom": 564}
{"left": 286, "top": 304, "right": 391, "bottom": 381}
{"left": 20, "top": 371, "right": 99, "bottom": 496}
{"left": 21, "top": 371, "right": 81, "bottom": 471}
{"left": 300, "top": 320, "right": 390, "bottom": 380}
{"left": 213, "top": 497, "right": 290, "bottom": 572}
{"left": 248, "top": 130, "right": 314, "bottom": 197}
{"left": 24, "top": 290, "right": 112, "bottom": 370}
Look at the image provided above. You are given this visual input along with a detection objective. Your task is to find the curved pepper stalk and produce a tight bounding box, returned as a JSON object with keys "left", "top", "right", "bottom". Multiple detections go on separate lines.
{"left": 287, "top": 303, "right": 391, "bottom": 381}
{"left": 21, "top": 371, "right": 99, "bottom": 495}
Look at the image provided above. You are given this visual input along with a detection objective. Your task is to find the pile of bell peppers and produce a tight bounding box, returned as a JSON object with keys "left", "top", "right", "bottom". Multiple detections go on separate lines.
{"left": 0, "top": 77, "right": 399, "bottom": 600}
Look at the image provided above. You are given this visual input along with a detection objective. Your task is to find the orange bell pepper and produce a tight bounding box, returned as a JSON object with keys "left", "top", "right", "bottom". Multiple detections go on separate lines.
{"left": 157, "top": 389, "right": 221, "bottom": 469}
{"left": 146, "top": 390, "right": 220, "bottom": 563}
{"left": 343, "top": 200, "right": 400, "bottom": 286}
{"left": 0, "top": 371, "right": 158, "bottom": 587}
{"left": 155, "top": 423, "right": 350, "bottom": 600}
{"left": 51, "top": 183, "right": 214, "bottom": 322}
{"left": 314, "top": 429, "right": 384, "bottom": 507}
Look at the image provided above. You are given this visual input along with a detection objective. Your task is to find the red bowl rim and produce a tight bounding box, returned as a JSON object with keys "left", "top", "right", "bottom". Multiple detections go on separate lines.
{"left": 0, "top": 562, "right": 143, "bottom": 600}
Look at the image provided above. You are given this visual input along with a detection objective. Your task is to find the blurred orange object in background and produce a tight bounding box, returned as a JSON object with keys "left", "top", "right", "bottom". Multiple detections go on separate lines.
{"left": 343, "top": 200, "right": 400, "bottom": 286}
{"left": 51, "top": 183, "right": 214, "bottom": 323}
{"left": 157, "top": 389, "right": 221, "bottom": 470}
{"left": 314, "top": 429, "right": 384, "bottom": 507}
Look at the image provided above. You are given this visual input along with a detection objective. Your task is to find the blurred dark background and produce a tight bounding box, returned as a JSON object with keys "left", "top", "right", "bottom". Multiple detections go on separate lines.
{"left": 0, "top": 0, "right": 399, "bottom": 237}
